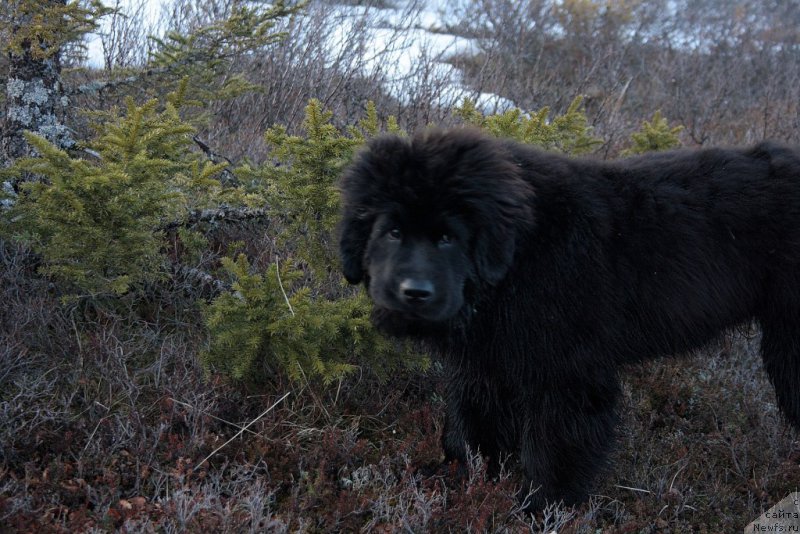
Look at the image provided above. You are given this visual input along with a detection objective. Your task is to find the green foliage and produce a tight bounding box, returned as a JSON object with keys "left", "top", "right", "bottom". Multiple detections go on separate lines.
{"left": 456, "top": 96, "right": 601, "bottom": 154}
{"left": 202, "top": 254, "right": 425, "bottom": 384}
{"left": 148, "top": 0, "right": 303, "bottom": 103}
{"left": 1, "top": 0, "right": 111, "bottom": 59}
{"left": 348, "top": 101, "right": 405, "bottom": 141}
{"left": 260, "top": 99, "right": 384, "bottom": 272}
{"left": 625, "top": 110, "right": 683, "bottom": 155}
{"left": 202, "top": 101, "right": 421, "bottom": 384}
{"left": 3, "top": 96, "right": 212, "bottom": 295}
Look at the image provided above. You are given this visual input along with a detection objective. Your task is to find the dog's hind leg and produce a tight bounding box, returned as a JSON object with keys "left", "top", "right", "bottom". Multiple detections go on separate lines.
{"left": 759, "top": 308, "right": 800, "bottom": 428}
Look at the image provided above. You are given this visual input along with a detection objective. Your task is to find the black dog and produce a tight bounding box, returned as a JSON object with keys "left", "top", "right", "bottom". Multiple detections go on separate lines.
{"left": 338, "top": 128, "right": 800, "bottom": 508}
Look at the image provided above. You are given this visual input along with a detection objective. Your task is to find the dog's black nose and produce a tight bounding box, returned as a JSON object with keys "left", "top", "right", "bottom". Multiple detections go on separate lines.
{"left": 400, "top": 279, "right": 434, "bottom": 303}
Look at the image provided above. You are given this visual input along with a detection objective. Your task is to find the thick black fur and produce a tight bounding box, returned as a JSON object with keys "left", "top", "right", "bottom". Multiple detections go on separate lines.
{"left": 338, "top": 128, "right": 800, "bottom": 508}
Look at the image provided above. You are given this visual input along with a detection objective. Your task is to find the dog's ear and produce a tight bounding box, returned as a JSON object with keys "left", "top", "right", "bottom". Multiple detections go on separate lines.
{"left": 338, "top": 134, "right": 410, "bottom": 284}
{"left": 339, "top": 212, "right": 373, "bottom": 284}
{"left": 474, "top": 229, "right": 515, "bottom": 286}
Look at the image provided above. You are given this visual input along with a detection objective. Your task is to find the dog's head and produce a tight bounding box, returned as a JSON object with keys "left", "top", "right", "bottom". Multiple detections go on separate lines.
{"left": 338, "top": 129, "right": 535, "bottom": 331}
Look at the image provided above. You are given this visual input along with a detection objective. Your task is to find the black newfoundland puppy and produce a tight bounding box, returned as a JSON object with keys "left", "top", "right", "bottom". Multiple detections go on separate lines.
{"left": 338, "top": 128, "right": 800, "bottom": 508}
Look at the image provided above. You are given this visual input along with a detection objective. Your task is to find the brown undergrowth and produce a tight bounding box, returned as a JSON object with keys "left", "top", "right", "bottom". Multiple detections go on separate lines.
{"left": 2, "top": 236, "right": 799, "bottom": 532}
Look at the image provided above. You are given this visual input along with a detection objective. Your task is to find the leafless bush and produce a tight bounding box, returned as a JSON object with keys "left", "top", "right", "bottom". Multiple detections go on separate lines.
{"left": 450, "top": 0, "right": 657, "bottom": 145}
{"left": 192, "top": 1, "right": 412, "bottom": 161}
{"left": 0, "top": 241, "right": 76, "bottom": 462}
{"left": 160, "top": 0, "right": 236, "bottom": 36}
{"left": 99, "top": 0, "right": 155, "bottom": 70}
{"left": 451, "top": 0, "right": 800, "bottom": 152}
{"left": 146, "top": 464, "right": 285, "bottom": 533}
{"left": 176, "top": 0, "right": 504, "bottom": 161}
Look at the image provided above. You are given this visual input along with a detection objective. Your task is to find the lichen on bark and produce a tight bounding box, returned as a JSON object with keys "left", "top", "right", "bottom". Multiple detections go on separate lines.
{"left": 0, "top": 0, "right": 90, "bottom": 169}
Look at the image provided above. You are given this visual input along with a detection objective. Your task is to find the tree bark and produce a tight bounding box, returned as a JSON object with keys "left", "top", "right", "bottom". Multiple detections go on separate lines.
{"left": 1, "top": 0, "right": 73, "bottom": 170}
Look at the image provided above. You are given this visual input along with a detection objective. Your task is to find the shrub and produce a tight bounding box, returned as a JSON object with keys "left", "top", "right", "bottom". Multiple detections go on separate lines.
{"left": 625, "top": 110, "right": 683, "bottom": 155}
{"left": 259, "top": 99, "right": 363, "bottom": 273}
{"left": 202, "top": 254, "right": 424, "bottom": 384}
{"left": 3, "top": 94, "right": 222, "bottom": 295}
{"left": 455, "top": 95, "right": 601, "bottom": 154}
{"left": 201, "top": 100, "right": 424, "bottom": 385}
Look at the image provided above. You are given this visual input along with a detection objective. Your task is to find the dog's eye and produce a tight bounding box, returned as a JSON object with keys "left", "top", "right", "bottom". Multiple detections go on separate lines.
{"left": 388, "top": 228, "right": 402, "bottom": 240}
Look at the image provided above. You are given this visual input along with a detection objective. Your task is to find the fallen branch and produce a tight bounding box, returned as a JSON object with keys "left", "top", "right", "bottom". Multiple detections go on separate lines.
{"left": 172, "top": 264, "right": 229, "bottom": 298}
{"left": 170, "top": 398, "right": 260, "bottom": 437}
{"left": 193, "top": 391, "right": 291, "bottom": 472}
{"left": 192, "top": 135, "right": 239, "bottom": 186}
{"left": 161, "top": 206, "right": 270, "bottom": 231}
